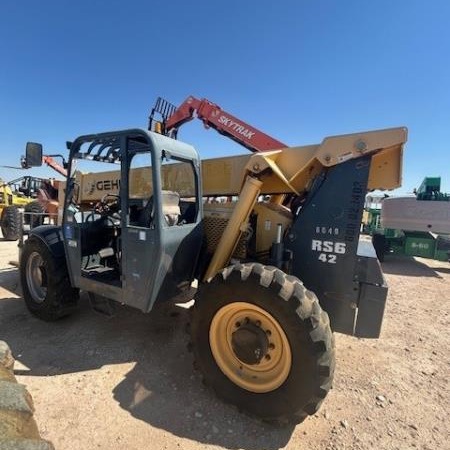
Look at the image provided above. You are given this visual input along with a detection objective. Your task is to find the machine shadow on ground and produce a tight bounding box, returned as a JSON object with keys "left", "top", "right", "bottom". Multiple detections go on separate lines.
{"left": 433, "top": 266, "right": 450, "bottom": 274}
{"left": 381, "top": 255, "right": 443, "bottom": 278}
{"left": 0, "top": 266, "right": 21, "bottom": 295}
{"left": 112, "top": 338, "right": 294, "bottom": 450}
{"left": 0, "top": 270, "right": 294, "bottom": 450}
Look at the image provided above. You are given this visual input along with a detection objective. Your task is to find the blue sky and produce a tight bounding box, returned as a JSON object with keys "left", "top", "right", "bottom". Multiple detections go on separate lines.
{"left": 1, "top": 1, "right": 449, "bottom": 193}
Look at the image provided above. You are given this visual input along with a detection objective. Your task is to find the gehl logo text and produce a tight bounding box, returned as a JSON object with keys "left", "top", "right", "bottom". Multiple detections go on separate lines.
{"left": 87, "top": 179, "right": 120, "bottom": 195}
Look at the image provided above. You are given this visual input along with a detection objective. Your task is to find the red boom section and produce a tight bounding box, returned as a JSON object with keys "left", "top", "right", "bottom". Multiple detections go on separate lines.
{"left": 165, "top": 96, "right": 286, "bottom": 153}
{"left": 42, "top": 156, "right": 67, "bottom": 177}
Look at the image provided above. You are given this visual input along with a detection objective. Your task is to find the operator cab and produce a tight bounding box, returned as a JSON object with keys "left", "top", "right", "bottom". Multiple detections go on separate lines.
{"left": 63, "top": 129, "right": 203, "bottom": 312}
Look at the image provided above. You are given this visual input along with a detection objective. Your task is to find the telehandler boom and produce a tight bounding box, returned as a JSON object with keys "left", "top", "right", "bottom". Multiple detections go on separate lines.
{"left": 149, "top": 96, "right": 286, "bottom": 152}
{"left": 19, "top": 125, "right": 407, "bottom": 425}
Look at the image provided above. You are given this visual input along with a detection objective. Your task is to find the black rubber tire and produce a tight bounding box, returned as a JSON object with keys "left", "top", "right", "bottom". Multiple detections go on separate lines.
{"left": 1, "top": 205, "right": 21, "bottom": 241}
{"left": 20, "top": 236, "right": 79, "bottom": 321}
{"left": 190, "top": 263, "right": 335, "bottom": 425}
{"left": 24, "top": 201, "right": 45, "bottom": 228}
{"left": 372, "top": 233, "right": 386, "bottom": 263}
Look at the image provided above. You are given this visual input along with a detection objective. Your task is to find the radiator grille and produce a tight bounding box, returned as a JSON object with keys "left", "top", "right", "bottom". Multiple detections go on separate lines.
{"left": 204, "top": 216, "right": 248, "bottom": 259}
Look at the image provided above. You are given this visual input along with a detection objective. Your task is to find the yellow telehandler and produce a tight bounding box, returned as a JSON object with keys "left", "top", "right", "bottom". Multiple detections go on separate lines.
{"left": 18, "top": 125, "right": 406, "bottom": 424}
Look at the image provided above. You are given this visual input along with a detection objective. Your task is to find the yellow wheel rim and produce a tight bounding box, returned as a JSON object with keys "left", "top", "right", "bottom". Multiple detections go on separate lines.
{"left": 209, "top": 302, "right": 292, "bottom": 393}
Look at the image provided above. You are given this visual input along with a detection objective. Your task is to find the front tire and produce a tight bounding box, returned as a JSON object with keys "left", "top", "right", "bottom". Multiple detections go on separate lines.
{"left": 20, "top": 236, "right": 79, "bottom": 321}
{"left": 190, "top": 263, "right": 335, "bottom": 425}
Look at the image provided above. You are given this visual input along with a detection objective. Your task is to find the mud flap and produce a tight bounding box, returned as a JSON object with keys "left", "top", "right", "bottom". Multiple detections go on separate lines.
{"left": 355, "top": 282, "right": 387, "bottom": 338}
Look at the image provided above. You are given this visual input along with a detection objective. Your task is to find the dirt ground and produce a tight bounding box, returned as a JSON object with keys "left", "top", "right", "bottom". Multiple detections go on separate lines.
{"left": 0, "top": 236, "right": 448, "bottom": 450}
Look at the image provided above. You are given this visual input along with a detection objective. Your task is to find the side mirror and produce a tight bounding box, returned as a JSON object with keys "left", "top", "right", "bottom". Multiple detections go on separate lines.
{"left": 23, "top": 142, "right": 43, "bottom": 167}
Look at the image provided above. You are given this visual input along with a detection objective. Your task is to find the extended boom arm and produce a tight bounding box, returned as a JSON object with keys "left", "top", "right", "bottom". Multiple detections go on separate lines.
{"left": 149, "top": 96, "right": 286, "bottom": 153}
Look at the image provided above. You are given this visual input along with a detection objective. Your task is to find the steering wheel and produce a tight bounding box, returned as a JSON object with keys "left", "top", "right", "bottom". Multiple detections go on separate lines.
{"left": 94, "top": 194, "right": 121, "bottom": 216}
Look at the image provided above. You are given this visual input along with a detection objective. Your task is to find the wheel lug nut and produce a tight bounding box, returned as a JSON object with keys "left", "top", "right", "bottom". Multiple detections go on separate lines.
{"left": 269, "top": 343, "right": 275, "bottom": 350}
{"left": 245, "top": 317, "right": 250, "bottom": 324}
{"left": 265, "top": 354, "right": 271, "bottom": 361}
{"left": 255, "top": 320, "right": 261, "bottom": 327}
{"left": 266, "top": 330, "right": 272, "bottom": 336}
{"left": 235, "top": 321, "right": 241, "bottom": 327}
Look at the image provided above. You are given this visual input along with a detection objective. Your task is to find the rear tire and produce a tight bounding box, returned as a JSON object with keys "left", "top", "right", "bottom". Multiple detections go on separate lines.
{"left": 190, "top": 263, "right": 335, "bottom": 425}
{"left": 20, "top": 236, "right": 79, "bottom": 321}
{"left": 1, "top": 205, "right": 21, "bottom": 241}
{"left": 24, "top": 201, "right": 45, "bottom": 229}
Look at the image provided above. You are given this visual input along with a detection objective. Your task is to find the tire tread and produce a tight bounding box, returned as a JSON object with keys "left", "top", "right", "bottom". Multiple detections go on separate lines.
{"left": 1, "top": 205, "right": 21, "bottom": 241}
{"left": 191, "top": 262, "right": 335, "bottom": 426}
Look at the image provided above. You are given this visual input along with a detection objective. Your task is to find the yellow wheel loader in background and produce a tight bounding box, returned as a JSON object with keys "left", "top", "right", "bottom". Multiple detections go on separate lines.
{"left": 0, "top": 177, "right": 38, "bottom": 241}
{"left": 0, "top": 176, "right": 58, "bottom": 241}
{"left": 0, "top": 183, "right": 25, "bottom": 241}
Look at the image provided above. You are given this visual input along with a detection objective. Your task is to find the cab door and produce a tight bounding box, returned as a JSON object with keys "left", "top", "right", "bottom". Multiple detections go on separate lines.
{"left": 121, "top": 137, "right": 202, "bottom": 313}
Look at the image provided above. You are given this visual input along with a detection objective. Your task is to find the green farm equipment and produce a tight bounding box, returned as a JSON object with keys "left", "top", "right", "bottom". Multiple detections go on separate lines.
{"left": 365, "top": 177, "right": 450, "bottom": 262}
